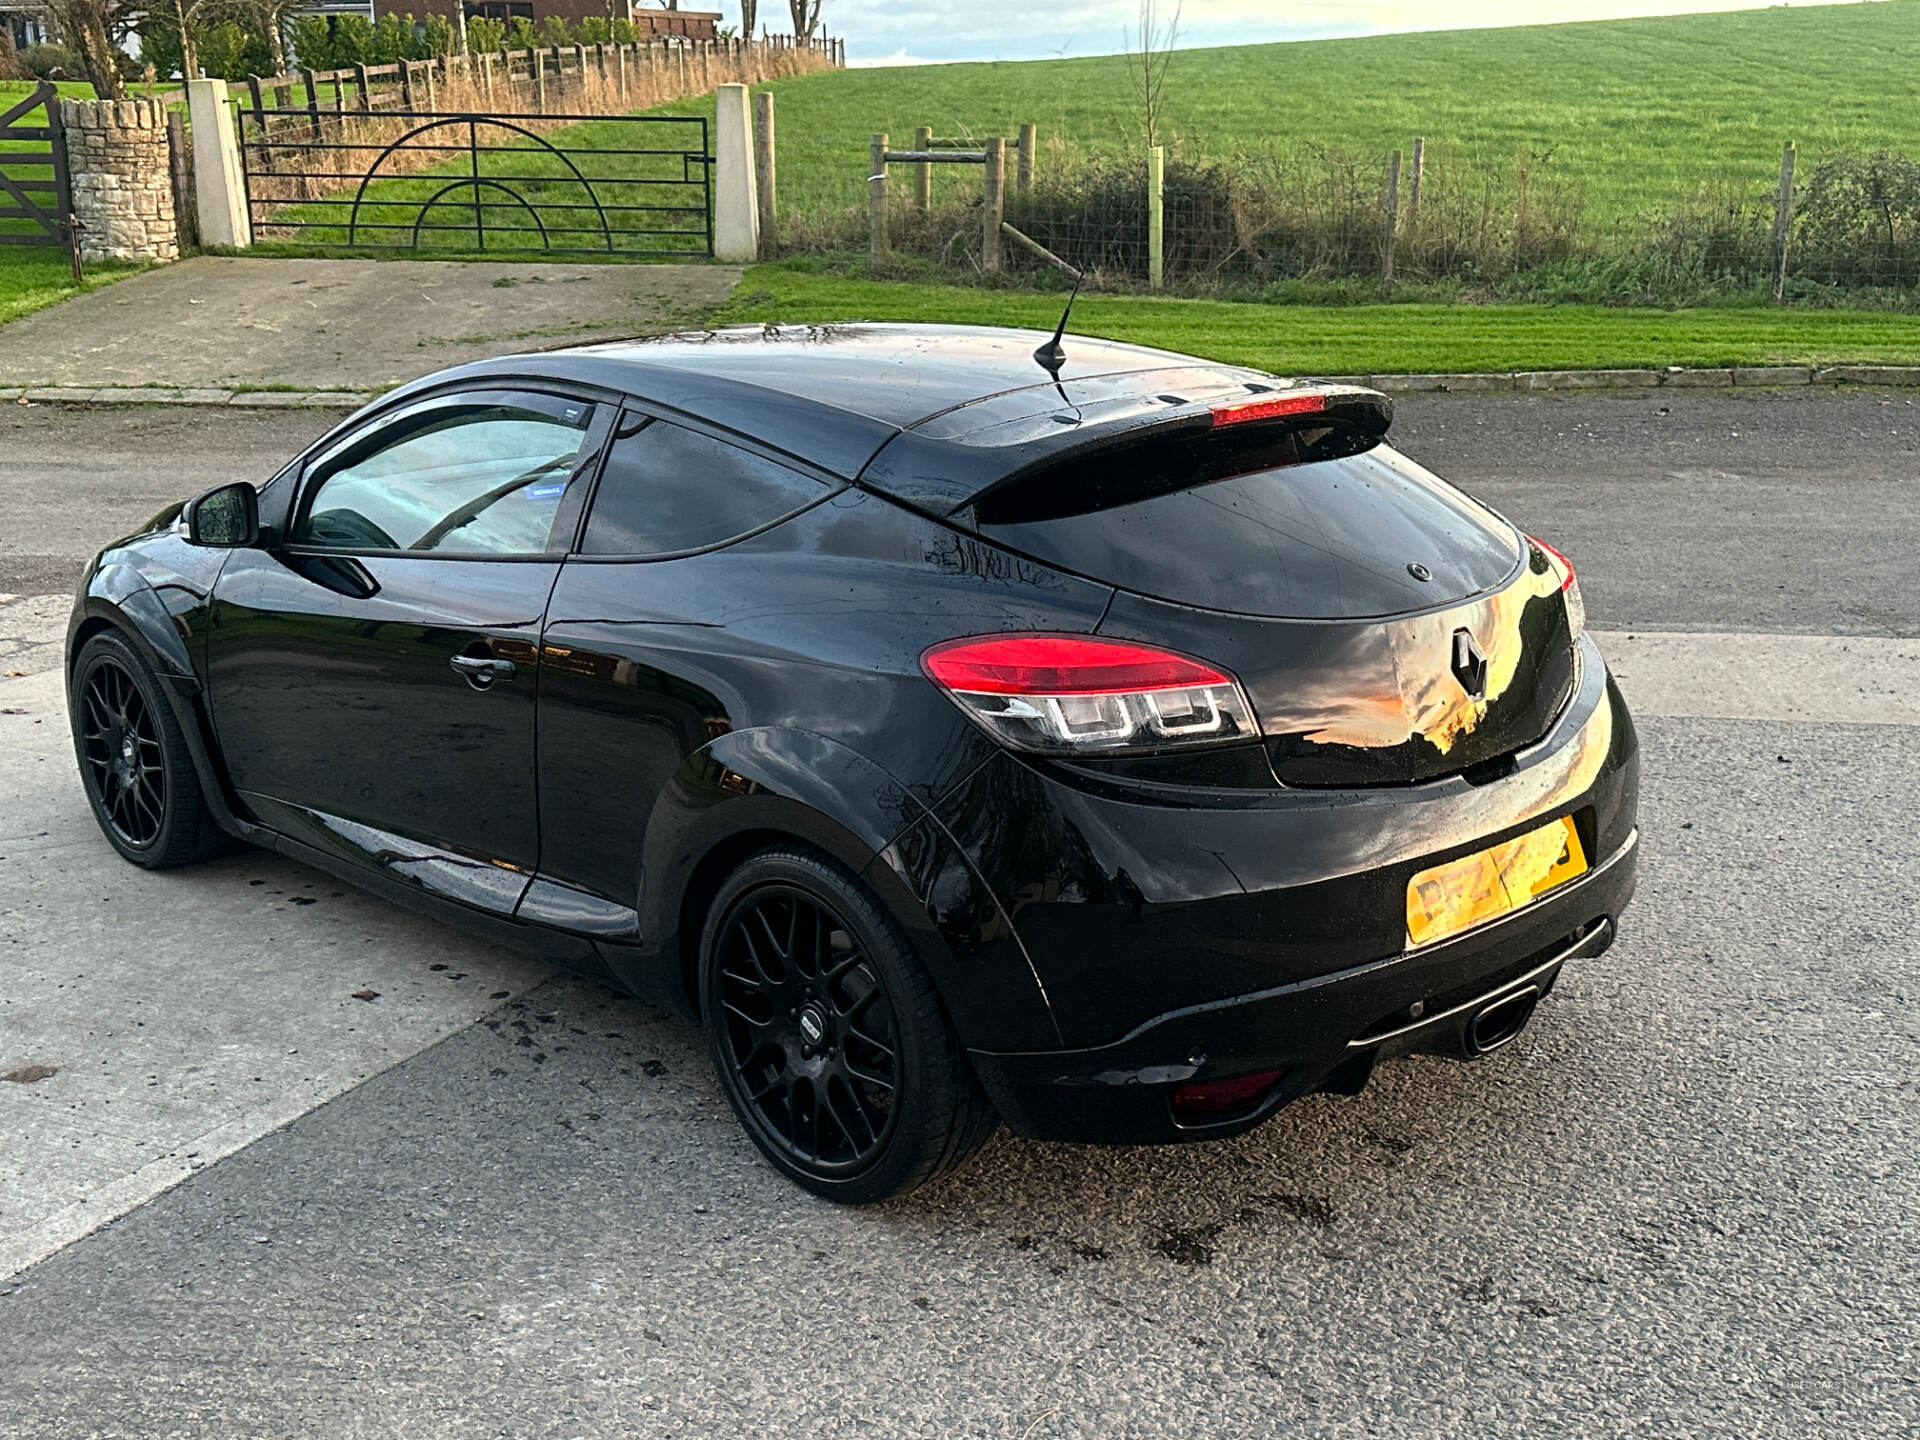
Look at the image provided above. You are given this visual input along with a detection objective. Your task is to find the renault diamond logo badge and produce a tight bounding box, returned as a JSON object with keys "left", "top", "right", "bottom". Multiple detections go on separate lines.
{"left": 1451, "top": 629, "right": 1488, "bottom": 700}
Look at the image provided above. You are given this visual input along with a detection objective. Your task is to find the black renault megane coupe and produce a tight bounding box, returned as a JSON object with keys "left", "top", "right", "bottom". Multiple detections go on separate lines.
{"left": 67, "top": 323, "right": 1637, "bottom": 1201}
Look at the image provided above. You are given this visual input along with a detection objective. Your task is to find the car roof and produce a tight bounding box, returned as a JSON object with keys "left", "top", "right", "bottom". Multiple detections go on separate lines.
{"left": 392, "top": 322, "right": 1325, "bottom": 513}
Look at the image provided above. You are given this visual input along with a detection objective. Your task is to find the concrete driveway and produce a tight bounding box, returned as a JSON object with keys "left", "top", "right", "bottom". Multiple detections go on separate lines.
{"left": 1, "top": 389, "right": 1917, "bottom": 1436}
{"left": 0, "top": 256, "right": 743, "bottom": 393}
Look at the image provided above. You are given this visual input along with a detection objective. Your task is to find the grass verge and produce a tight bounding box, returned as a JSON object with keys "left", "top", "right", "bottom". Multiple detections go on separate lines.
{"left": 0, "top": 250, "right": 145, "bottom": 330}
{"left": 712, "top": 261, "right": 1920, "bottom": 376}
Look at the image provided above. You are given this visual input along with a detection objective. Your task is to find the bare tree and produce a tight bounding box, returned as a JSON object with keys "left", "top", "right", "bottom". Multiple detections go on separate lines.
{"left": 159, "top": 0, "right": 224, "bottom": 81}
{"left": 788, "top": 0, "right": 820, "bottom": 39}
{"left": 740, "top": 0, "right": 757, "bottom": 38}
{"left": 1124, "top": 0, "right": 1180, "bottom": 150}
{"left": 47, "top": 0, "right": 125, "bottom": 97}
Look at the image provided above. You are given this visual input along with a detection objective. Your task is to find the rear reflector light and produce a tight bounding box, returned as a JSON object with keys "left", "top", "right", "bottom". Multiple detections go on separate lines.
{"left": 1528, "top": 535, "right": 1586, "bottom": 638}
{"left": 1171, "top": 1068, "right": 1286, "bottom": 1123}
{"left": 922, "top": 634, "right": 1256, "bottom": 755}
{"left": 1210, "top": 393, "right": 1326, "bottom": 427}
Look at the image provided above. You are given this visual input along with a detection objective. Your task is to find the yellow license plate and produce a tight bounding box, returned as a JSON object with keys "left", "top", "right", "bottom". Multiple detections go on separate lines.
{"left": 1405, "top": 816, "right": 1588, "bottom": 949}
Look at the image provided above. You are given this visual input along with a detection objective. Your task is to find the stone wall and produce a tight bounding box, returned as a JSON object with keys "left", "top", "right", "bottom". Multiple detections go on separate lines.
{"left": 59, "top": 99, "right": 179, "bottom": 266}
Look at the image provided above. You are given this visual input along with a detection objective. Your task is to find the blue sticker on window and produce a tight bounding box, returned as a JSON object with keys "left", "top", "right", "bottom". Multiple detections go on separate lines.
{"left": 525, "top": 481, "right": 567, "bottom": 500}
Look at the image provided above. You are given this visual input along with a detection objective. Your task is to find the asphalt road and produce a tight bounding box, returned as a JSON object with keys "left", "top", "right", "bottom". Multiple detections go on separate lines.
{"left": 1, "top": 390, "right": 1916, "bottom": 1437}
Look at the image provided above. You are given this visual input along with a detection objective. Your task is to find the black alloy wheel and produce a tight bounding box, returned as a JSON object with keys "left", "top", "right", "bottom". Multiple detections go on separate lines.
{"left": 714, "top": 882, "right": 901, "bottom": 1173}
{"left": 79, "top": 653, "right": 166, "bottom": 849}
{"left": 71, "top": 631, "right": 223, "bottom": 869}
{"left": 700, "top": 849, "right": 998, "bottom": 1203}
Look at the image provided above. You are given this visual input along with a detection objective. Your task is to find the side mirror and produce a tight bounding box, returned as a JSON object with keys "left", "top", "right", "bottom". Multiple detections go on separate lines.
{"left": 184, "top": 482, "right": 260, "bottom": 548}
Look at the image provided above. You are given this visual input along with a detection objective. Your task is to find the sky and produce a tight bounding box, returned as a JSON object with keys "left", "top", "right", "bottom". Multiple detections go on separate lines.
{"left": 805, "top": 0, "right": 1879, "bottom": 65}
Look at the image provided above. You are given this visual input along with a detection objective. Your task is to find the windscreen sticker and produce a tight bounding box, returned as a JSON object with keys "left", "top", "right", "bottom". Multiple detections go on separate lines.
{"left": 524, "top": 481, "right": 567, "bottom": 500}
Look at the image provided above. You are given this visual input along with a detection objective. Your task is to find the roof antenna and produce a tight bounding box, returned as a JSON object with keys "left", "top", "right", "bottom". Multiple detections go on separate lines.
{"left": 1031, "top": 267, "right": 1085, "bottom": 376}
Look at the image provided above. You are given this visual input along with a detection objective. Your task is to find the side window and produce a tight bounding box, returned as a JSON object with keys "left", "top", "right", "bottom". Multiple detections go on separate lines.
{"left": 294, "top": 400, "right": 598, "bottom": 556}
{"left": 579, "top": 418, "right": 830, "bottom": 557}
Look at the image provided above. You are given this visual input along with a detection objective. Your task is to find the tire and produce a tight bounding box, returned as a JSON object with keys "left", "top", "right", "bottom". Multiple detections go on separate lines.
{"left": 698, "top": 847, "right": 999, "bottom": 1204}
{"left": 70, "top": 630, "right": 225, "bottom": 870}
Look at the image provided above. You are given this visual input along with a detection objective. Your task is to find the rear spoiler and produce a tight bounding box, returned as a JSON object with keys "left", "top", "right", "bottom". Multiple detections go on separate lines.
{"left": 965, "top": 384, "right": 1393, "bottom": 526}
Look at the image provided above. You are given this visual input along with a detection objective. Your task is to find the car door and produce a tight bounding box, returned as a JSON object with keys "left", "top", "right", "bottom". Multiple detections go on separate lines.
{"left": 206, "top": 387, "right": 613, "bottom": 913}
{"left": 529, "top": 408, "right": 841, "bottom": 932}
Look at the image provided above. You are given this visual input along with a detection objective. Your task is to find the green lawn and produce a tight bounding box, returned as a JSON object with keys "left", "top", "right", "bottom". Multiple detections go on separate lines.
{"left": 647, "top": 3, "right": 1920, "bottom": 227}
{"left": 714, "top": 261, "right": 1920, "bottom": 375}
{"left": 0, "top": 249, "right": 143, "bottom": 328}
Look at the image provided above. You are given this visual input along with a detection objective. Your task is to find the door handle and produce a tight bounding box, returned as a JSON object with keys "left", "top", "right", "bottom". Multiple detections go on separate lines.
{"left": 451, "top": 654, "right": 517, "bottom": 689}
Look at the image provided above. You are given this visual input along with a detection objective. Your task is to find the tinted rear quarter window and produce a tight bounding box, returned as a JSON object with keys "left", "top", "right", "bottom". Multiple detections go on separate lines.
{"left": 580, "top": 419, "right": 831, "bottom": 557}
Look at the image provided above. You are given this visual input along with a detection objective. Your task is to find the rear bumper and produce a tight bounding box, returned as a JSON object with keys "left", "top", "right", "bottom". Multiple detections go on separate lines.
{"left": 968, "top": 826, "right": 1637, "bottom": 1145}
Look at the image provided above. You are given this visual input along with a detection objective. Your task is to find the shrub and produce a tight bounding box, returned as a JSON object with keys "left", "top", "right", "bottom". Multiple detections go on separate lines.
{"left": 577, "top": 16, "right": 609, "bottom": 44}
{"left": 507, "top": 16, "right": 538, "bottom": 49}
{"left": 538, "top": 15, "right": 573, "bottom": 47}
{"left": 18, "top": 42, "right": 81, "bottom": 80}
{"left": 466, "top": 15, "right": 504, "bottom": 52}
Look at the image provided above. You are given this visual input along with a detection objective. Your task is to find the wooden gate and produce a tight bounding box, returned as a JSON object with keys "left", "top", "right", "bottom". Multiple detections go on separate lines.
{"left": 0, "top": 82, "right": 77, "bottom": 273}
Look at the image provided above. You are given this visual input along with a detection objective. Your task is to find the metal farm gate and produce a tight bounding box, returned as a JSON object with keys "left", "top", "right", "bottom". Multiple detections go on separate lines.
{"left": 236, "top": 104, "right": 712, "bottom": 257}
{"left": 0, "top": 82, "right": 76, "bottom": 271}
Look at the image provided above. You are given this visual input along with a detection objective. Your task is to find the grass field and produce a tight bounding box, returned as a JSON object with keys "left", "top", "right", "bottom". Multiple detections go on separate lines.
{"left": 649, "top": 2, "right": 1920, "bottom": 228}
{"left": 714, "top": 261, "right": 1920, "bottom": 374}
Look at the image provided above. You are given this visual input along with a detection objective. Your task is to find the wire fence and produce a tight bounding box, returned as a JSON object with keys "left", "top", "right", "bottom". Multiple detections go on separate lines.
{"left": 822, "top": 133, "right": 1920, "bottom": 306}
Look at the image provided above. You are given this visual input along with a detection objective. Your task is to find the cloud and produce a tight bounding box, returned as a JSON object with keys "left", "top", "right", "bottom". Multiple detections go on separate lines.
{"left": 822, "top": 0, "right": 1873, "bottom": 64}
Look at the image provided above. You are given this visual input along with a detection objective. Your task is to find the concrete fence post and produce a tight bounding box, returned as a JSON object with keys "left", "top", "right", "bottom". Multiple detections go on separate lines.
{"left": 1016, "top": 122, "right": 1036, "bottom": 194}
{"left": 712, "top": 83, "right": 759, "bottom": 262}
{"left": 186, "top": 78, "right": 251, "bottom": 248}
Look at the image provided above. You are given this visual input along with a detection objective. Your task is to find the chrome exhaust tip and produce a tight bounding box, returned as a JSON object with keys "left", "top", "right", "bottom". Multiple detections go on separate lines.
{"left": 1465, "top": 985, "right": 1541, "bottom": 1056}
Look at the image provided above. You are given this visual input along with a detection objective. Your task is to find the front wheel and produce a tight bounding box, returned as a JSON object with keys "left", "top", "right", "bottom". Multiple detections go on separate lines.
{"left": 70, "top": 630, "right": 224, "bottom": 869}
{"left": 699, "top": 848, "right": 998, "bottom": 1203}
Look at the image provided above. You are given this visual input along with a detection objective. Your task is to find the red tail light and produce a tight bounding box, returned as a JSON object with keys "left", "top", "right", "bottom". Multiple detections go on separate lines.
{"left": 1210, "top": 393, "right": 1326, "bottom": 427}
{"left": 1526, "top": 535, "right": 1586, "bottom": 637}
{"left": 922, "top": 635, "right": 1229, "bottom": 695}
{"left": 921, "top": 634, "right": 1255, "bottom": 755}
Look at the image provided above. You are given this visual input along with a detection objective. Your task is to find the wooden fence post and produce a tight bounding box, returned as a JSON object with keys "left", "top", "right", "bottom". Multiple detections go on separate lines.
{"left": 399, "top": 59, "right": 414, "bottom": 109}
{"left": 1514, "top": 152, "right": 1531, "bottom": 264}
{"left": 912, "top": 124, "right": 931, "bottom": 210}
{"left": 1381, "top": 148, "right": 1401, "bottom": 296}
{"left": 982, "top": 136, "right": 1005, "bottom": 273}
{"left": 1147, "top": 143, "right": 1164, "bottom": 289}
{"left": 354, "top": 63, "right": 372, "bottom": 112}
{"left": 423, "top": 57, "right": 437, "bottom": 110}
{"left": 166, "top": 107, "right": 198, "bottom": 250}
{"left": 869, "top": 132, "right": 890, "bottom": 262}
{"left": 1016, "top": 122, "right": 1035, "bottom": 194}
{"left": 574, "top": 43, "right": 589, "bottom": 102}
{"left": 481, "top": 51, "right": 495, "bottom": 106}
{"left": 1407, "top": 136, "right": 1424, "bottom": 235}
{"left": 1773, "top": 141, "right": 1797, "bottom": 304}
{"left": 754, "top": 89, "right": 776, "bottom": 246}
{"left": 616, "top": 44, "right": 628, "bottom": 105}
{"left": 302, "top": 68, "right": 323, "bottom": 138}
{"left": 534, "top": 49, "right": 547, "bottom": 112}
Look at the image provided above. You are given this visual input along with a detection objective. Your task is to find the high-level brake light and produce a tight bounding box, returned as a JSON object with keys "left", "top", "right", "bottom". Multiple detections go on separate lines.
{"left": 1209, "top": 393, "right": 1327, "bottom": 427}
